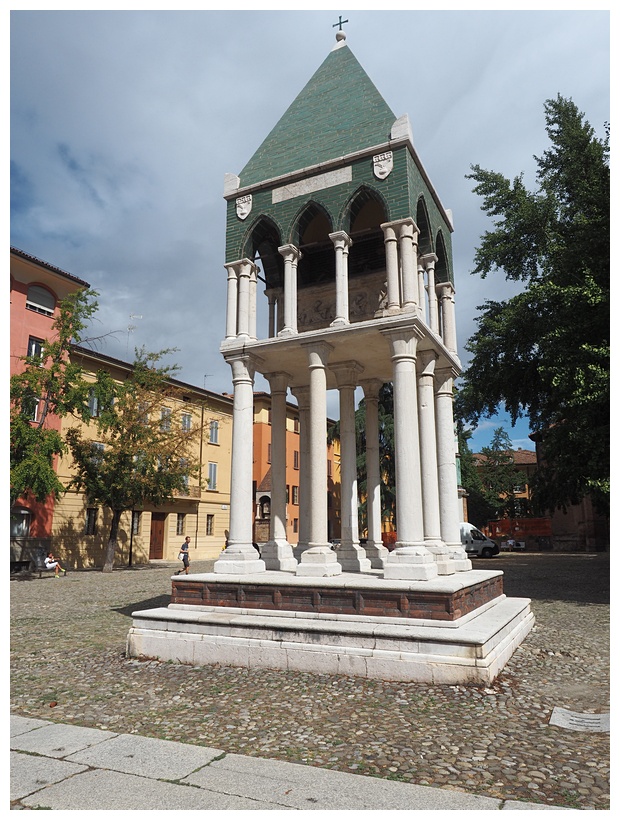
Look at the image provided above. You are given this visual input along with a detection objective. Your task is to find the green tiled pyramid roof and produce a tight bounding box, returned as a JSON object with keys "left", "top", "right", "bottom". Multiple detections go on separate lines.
{"left": 239, "top": 44, "right": 397, "bottom": 187}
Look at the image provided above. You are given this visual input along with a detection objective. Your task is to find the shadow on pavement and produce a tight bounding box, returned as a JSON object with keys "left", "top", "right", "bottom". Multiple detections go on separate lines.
{"left": 473, "top": 552, "right": 609, "bottom": 604}
{"left": 113, "top": 594, "right": 171, "bottom": 618}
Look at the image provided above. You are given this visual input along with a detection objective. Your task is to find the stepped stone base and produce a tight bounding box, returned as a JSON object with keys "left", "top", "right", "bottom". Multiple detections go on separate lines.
{"left": 127, "top": 570, "right": 534, "bottom": 685}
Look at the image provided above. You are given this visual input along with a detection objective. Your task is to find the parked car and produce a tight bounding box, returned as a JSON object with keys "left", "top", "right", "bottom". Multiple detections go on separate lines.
{"left": 459, "top": 522, "right": 500, "bottom": 558}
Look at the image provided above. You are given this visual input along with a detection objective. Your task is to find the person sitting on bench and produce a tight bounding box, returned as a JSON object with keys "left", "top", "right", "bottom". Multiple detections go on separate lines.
{"left": 44, "top": 552, "right": 67, "bottom": 577}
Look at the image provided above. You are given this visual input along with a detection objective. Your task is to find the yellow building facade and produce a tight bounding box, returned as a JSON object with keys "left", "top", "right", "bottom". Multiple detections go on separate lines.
{"left": 53, "top": 346, "right": 234, "bottom": 567}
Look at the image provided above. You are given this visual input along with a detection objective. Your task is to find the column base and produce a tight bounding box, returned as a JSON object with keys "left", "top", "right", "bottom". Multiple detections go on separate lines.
{"left": 424, "top": 540, "right": 456, "bottom": 576}
{"left": 383, "top": 543, "right": 439, "bottom": 581}
{"left": 277, "top": 328, "right": 298, "bottom": 337}
{"left": 296, "top": 546, "right": 342, "bottom": 577}
{"left": 213, "top": 545, "right": 266, "bottom": 575}
{"left": 361, "top": 540, "right": 389, "bottom": 569}
{"left": 446, "top": 541, "right": 473, "bottom": 572}
{"left": 292, "top": 542, "right": 308, "bottom": 562}
{"left": 330, "top": 317, "right": 349, "bottom": 327}
{"left": 336, "top": 542, "right": 372, "bottom": 573}
{"left": 260, "top": 539, "right": 298, "bottom": 572}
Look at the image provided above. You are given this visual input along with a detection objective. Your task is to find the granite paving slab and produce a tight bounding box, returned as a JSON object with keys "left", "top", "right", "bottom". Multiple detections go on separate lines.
{"left": 10, "top": 751, "right": 88, "bottom": 801}
{"left": 9, "top": 721, "right": 117, "bottom": 757}
{"left": 19, "top": 768, "right": 282, "bottom": 811}
{"left": 65, "top": 732, "right": 224, "bottom": 779}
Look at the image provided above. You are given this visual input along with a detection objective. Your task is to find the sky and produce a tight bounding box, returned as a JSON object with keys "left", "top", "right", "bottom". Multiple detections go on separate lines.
{"left": 9, "top": 4, "right": 611, "bottom": 452}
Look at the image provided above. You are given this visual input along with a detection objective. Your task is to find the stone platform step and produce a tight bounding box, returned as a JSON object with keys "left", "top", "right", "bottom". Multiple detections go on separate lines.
{"left": 127, "top": 593, "right": 534, "bottom": 685}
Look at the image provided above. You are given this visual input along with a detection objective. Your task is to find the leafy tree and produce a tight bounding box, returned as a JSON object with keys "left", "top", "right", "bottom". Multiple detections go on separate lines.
{"left": 456, "top": 426, "right": 495, "bottom": 527}
{"left": 457, "top": 95, "right": 609, "bottom": 515}
{"left": 476, "top": 428, "right": 523, "bottom": 519}
{"left": 65, "top": 349, "right": 209, "bottom": 572}
{"left": 10, "top": 289, "right": 99, "bottom": 506}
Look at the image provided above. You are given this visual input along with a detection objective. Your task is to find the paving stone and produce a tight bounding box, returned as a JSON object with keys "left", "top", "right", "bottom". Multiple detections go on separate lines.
{"left": 10, "top": 554, "right": 609, "bottom": 810}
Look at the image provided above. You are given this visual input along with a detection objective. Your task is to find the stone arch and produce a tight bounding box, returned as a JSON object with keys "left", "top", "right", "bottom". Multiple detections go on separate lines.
{"left": 292, "top": 201, "right": 335, "bottom": 289}
{"left": 434, "top": 230, "right": 451, "bottom": 284}
{"left": 341, "top": 186, "right": 389, "bottom": 279}
{"left": 242, "top": 215, "right": 284, "bottom": 290}
{"left": 416, "top": 197, "right": 433, "bottom": 256}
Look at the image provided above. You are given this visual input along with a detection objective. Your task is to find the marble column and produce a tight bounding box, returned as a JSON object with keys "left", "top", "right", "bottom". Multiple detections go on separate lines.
{"left": 381, "top": 222, "right": 401, "bottom": 311}
{"left": 261, "top": 372, "right": 298, "bottom": 571}
{"left": 235, "top": 258, "right": 255, "bottom": 340}
{"left": 296, "top": 341, "right": 342, "bottom": 576}
{"left": 332, "top": 362, "right": 370, "bottom": 572}
{"left": 214, "top": 354, "right": 266, "bottom": 574}
{"left": 225, "top": 263, "right": 238, "bottom": 339}
{"left": 291, "top": 385, "right": 310, "bottom": 562}
{"left": 399, "top": 219, "right": 419, "bottom": 312}
{"left": 360, "top": 378, "right": 389, "bottom": 568}
{"left": 265, "top": 288, "right": 277, "bottom": 338}
{"left": 417, "top": 262, "right": 427, "bottom": 322}
{"left": 381, "top": 329, "right": 438, "bottom": 581}
{"left": 422, "top": 254, "right": 439, "bottom": 335}
{"left": 417, "top": 350, "right": 455, "bottom": 575}
{"left": 435, "top": 367, "right": 471, "bottom": 571}
{"left": 249, "top": 265, "right": 258, "bottom": 340}
{"left": 329, "top": 231, "right": 352, "bottom": 326}
{"left": 437, "top": 281, "right": 458, "bottom": 356}
{"left": 278, "top": 244, "right": 301, "bottom": 337}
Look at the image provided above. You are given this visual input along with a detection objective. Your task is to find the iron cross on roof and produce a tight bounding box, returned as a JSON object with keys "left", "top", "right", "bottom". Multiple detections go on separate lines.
{"left": 332, "top": 15, "right": 349, "bottom": 31}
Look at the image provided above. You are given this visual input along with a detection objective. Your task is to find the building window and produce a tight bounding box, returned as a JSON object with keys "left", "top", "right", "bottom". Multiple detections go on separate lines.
{"left": 22, "top": 390, "right": 40, "bottom": 422}
{"left": 131, "top": 510, "right": 141, "bottom": 536}
{"left": 85, "top": 508, "right": 97, "bottom": 535}
{"left": 209, "top": 419, "right": 220, "bottom": 444}
{"left": 181, "top": 412, "right": 192, "bottom": 432}
{"left": 10, "top": 508, "right": 32, "bottom": 538}
{"left": 327, "top": 459, "right": 332, "bottom": 477}
{"left": 160, "top": 407, "right": 171, "bottom": 431}
{"left": 293, "top": 417, "right": 300, "bottom": 433}
{"left": 286, "top": 485, "right": 290, "bottom": 504}
{"left": 267, "top": 443, "right": 272, "bottom": 463}
{"left": 88, "top": 388, "right": 99, "bottom": 417}
{"left": 26, "top": 284, "right": 55, "bottom": 316}
{"left": 176, "top": 513, "right": 186, "bottom": 535}
{"left": 293, "top": 450, "right": 299, "bottom": 470}
{"left": 27, "top": 336, "right": 44, "bottom": 361}
{"left": 179, "top": 458, "right": 189, "bottom": 492}
{"left": 208, "top": 461, "right": 218, "bottom": 490}
{"left": 206, "top": 514, "right": 214, "bottom": 536}
{"left": 292, "top": 485, "right": 299, "bottom": 505}
{"left": 293, "top": 517, "right": 299, "bottom": 534}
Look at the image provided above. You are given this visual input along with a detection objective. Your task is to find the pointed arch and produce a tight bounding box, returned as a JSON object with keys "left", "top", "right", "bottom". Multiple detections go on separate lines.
{"left": 416, "top": 197, "right": 433, "bottom": 256}
{"left": 342, "top": 186, "right": 389, "bottom": 279}
{"left": 434, "top": 231, "right": 451, "bottom": 284}
{"left": 242, "top": 216, "right": 284, "bottom": 290}
{"left": 292, "top": 201, "right": 335, "bottom": 289}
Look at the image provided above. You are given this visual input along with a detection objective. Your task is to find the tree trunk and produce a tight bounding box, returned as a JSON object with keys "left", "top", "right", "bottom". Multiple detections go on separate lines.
{"left": 102, "top": 508, "right": 122, "bottom": 573}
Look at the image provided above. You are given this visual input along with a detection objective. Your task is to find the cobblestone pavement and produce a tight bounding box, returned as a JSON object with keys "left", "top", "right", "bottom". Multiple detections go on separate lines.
{"left": 10, "top": 552, "right": 610, "bottom": 810}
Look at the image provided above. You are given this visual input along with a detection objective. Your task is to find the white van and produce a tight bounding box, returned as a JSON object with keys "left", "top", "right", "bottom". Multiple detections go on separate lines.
{"left": 459, "top": 522, "right": 500, "bottom": 558}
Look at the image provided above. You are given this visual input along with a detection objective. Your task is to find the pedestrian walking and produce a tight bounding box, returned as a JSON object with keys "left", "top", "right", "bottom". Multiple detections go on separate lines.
{"left": 175, "top": 536, "right": 190, "bottom": 575}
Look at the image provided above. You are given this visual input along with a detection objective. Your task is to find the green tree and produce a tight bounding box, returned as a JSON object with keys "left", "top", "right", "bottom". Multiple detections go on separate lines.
{"left": 456, "top": 426, "right": 495, "bottom": 527}
{"left": 476, "top": 428, "right": 523, "bottom": 519}
{"left": 65, "top": 349, "right": 209, "bottom": 572}
{"left": 457, "top": 95, "right": 609, "bottom": 515}
{"left": 10, "top": 289, "right": 99, "bottom": 506}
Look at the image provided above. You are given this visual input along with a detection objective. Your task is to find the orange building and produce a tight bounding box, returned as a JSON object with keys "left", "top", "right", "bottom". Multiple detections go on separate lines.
{"left": 10, "top": 247, "right": 89, "bottom": 554}
{"left": 251, "top": 392, "right": 341, "bottom": 545}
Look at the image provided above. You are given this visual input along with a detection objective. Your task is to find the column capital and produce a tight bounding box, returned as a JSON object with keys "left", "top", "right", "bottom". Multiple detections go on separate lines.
{"left": 435, "top": 365, "right": 459, "bottom": 390}
{"left": 301, "top": 340, "right": 333, "bottom": 369}
{"left": 224, "top": 352, "right": 262, "bottom": 383}
{"left": 360, "top": 378, "right": 384, "bottom": 399}
{"left": 417, "top": 349, "right": 438, "bottom": 376}
{"left": 436, "top": 280, "right": 456, "bottom": 296}
{"left": 381, "top": 326, "right": 424, "bottom": 359}
{"left": 278, "top": 243, "right": 302, "bottom": 262}
{"left": 420, "top": 253, "right": 438, "bottom": 270}
{"left": 264, "top": 371, "right": 291, "bottom": 394}
{"left": 290, "top": 384, "right": 310, "bottom": 408}
{"left": 328, "top": 230, "right": 352, "bottom": 250}
{"left": 331, "top": 360, "right": 364, "bottom": 389}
